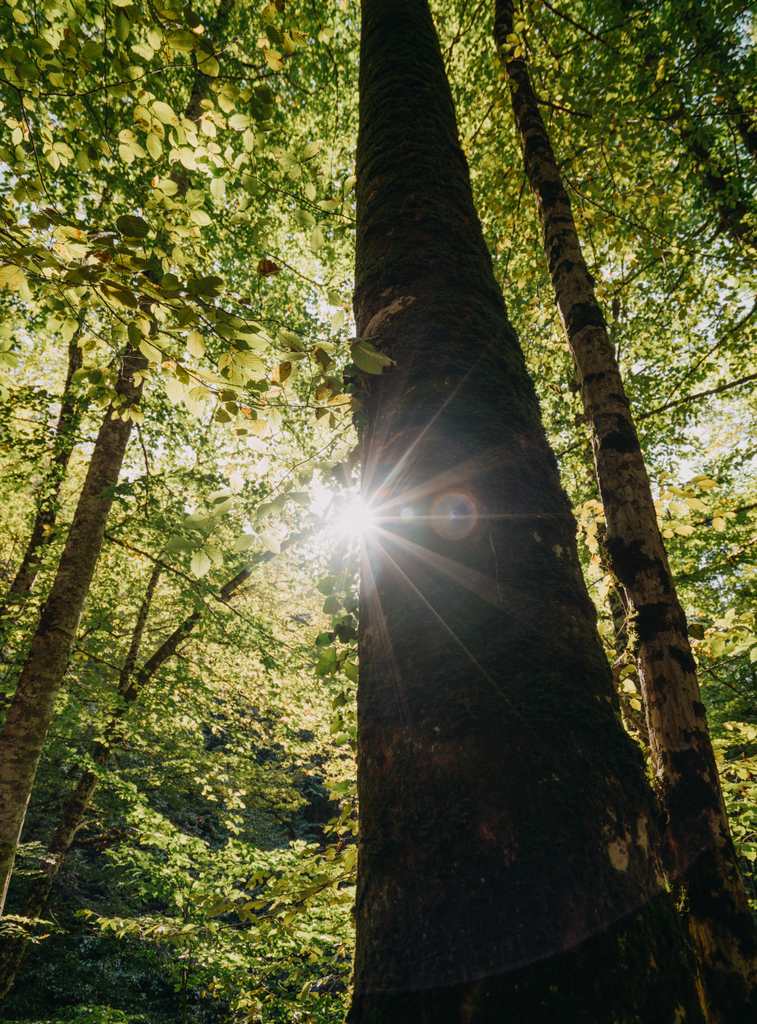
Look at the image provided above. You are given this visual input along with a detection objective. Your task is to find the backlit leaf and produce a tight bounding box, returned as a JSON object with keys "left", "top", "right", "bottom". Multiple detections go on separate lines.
{"left": 190, "top": 549, "right": 212, "bottom": 577}
{"left": 350, "top": 339, "right": 395, "bottom": 374}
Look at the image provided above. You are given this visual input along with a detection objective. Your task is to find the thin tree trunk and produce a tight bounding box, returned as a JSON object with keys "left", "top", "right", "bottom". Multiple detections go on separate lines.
{"left": 348, "top": 0, "right": 703, "bottom": 1020}
{"left": 0, "top": 346, "right": 146, "bottom": 915}
{"left": 0, "top": 339, "right": 83, "bottom": 620}
{"left": 0, "top": 528, "right": 310, "bottom": 1002}
{"left": 0, "top": 563, "right": 161, "bottom": 1000}
{"left": 494, "top": 3, "right": 757, "bottom": 1019}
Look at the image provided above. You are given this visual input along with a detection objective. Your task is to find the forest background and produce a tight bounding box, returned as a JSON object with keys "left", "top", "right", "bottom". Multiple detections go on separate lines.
{"left": 0, "top": 0, "right": 755, "bottom": 1021}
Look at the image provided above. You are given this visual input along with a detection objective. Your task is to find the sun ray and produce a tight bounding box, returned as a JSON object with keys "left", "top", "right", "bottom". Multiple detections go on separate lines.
{"left": 371, "top": 524, "right": 504, "bottom": 608}
{"left": 367, "top": 531, "right": 552, "bottom": 755}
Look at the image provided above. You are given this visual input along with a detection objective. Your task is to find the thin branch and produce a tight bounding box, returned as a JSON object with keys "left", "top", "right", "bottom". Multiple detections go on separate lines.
{"left": 639, "top": 372, "right": 757, "bottom": 420}
{"left": 537, "top": 98, "right": 593, "bottom": 120}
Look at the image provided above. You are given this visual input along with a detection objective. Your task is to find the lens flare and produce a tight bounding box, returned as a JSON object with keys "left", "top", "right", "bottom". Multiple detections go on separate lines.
{"left": 430, "top": 492, "right": 477, "bottom": 540}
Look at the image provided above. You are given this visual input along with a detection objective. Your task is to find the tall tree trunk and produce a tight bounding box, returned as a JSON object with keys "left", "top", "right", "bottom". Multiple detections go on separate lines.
{"left": 494, "top": 3, "right": 757, "bottom": 1020}
{"left": 0, "top": 563, "right": 161, "bottom": 1001}
{"left": 347, "top": 0, "right": 703, "bottom": 1021}
{"left": 0, "top": 346, "right": 146, "bottom": 915}
{"left": 0, "top": 338, "right": 83, "bottom": 620}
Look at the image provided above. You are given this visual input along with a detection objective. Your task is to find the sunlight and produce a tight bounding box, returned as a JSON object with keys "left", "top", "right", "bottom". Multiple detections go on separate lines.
{"left": 333, "top": 498, "right": 376, "bottom": 539}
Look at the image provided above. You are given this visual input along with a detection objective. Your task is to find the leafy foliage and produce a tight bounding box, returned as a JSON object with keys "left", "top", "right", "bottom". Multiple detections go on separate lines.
{"left": 1, "top": 0, "right": 757, "bottom": 1019}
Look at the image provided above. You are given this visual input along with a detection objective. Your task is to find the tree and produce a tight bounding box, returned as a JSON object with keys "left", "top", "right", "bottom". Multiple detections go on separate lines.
{"left": 0, "top": 333, "right": 82, "bottom": 623}
{"left": 0, "top": 0, "right": 355, "bottom": 920}
{"left": 494, "top": 0, "right": 757, "bottom": 1017}
{"left": 348, "top": 0, "right": 703, "bottom": 1019}
{"left": 0, "top": 343, "right": 145, "bottom": 913}
{"left": 1, "top": 1, "right": 757, "bottom": 1021}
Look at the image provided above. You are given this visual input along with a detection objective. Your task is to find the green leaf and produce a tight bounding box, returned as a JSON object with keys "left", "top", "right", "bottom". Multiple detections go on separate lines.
{"left": 154, "top": 177, "right": 179, "bottom": 195}
{"left": 232, "top": 533, "right": 258, "bottom": 552}
{"left": 264, "top": 48, "right": 284, "bottom": 70}
{"left": 146, "top": 133, "right": 163, "bottom": 160}
{"left": 116, "top": 215, "right": 150, "bottom": 238}
{"left": 256, "top": 493, "right": 287, "bottom": 519}
{"left": 191, "top": 549, "right": 212, "bottom": 577}
{"left": 259, "top": 532, "right": 281, "bottom": 554}
{"left": 186, "top": 331, "right": 205, "bottom": 358}
{"left": 311, "top": 225, "right": 325, "bottom": 251}
{"left": 190, "top": 209, "right": 212, "bottom": 227}
{"left": 323, "top": 595, "right": 340, "bottom": 615}
{"left": 315, "top": 647, "right": 337, "bottom": 676}
{"left": 231, "top": 351, "right": 263, "bottom": 375}
{"left": 139, "top": 339, "right": 162, "bottom": 361}
{"left": 100, "top": 283, "right": 139, "bottom": 309}
{"left": 198, "top": 55, "right": 220, "bottom": 77}
{"left": 165, "top": 378, "right": 186, "bottom": 404}
{"left": 0, "top": 265, "right": 27, "bottom": 291}
{"left": 351, "top": 339, "right": 394, "bottom": 374}
{"left": 229, "top": 113, "right": 252, "bottom": 131}
{"left": 317, "top": 576, "right": 336, "bottom": 595}
{"left": 293, "top": 209, "right": 316, "bottom": 229}
{"left": 166, "top": 535, "right": 196, "bottom": 553}
{"left": 168, "top": 30, "right": 196, "bottom": 51}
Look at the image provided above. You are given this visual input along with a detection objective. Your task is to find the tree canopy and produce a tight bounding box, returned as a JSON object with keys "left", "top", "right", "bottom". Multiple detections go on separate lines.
{"left": 0, "top": 0, "right": 756, "bottom": 1021}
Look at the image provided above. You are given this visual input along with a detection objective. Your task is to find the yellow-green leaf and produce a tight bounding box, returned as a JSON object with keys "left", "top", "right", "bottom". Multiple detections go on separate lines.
{"left": 0, "top": 265, "right": 27, "bottom": 291}
{"left": 187, "top": 331, "right": 206, "bottom": 358}
{"left": 264, "top": 48, "right": 284, "bottom": 70}
{"left": 350, "top": 339, "right": 394, "bottom": 374}
{"left": 139, "top": 339, "right": 162, "bottom": 361}
{"left": 191, "top": 549, "right": 212, "bottom": 577}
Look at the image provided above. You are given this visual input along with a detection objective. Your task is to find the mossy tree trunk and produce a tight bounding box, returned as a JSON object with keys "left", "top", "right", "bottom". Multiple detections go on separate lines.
{"left": 0, "top": 346, "right": 146, "bottom": 915}
{"left": 348, "top": 0, "right": 704, "bottom": 1021}
{"left": 494, "top": 2, "right": 757, "bottom": 1019}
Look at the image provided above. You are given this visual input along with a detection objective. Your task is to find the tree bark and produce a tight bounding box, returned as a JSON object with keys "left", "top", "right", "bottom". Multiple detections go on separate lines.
{"left": 494, "top": 2, "right": 757, "bottom": 1019}
{"left": 348, "top": 0, "right": 703, "bottom": 1020}
{"left": 0, "top": 346, "right": 146, "bottom": 915}
{"left": 0, "top": 562, "right": 160, "bottom": 1001}
{"left": 0, "top": 338, "right": 83, "bottom": 621}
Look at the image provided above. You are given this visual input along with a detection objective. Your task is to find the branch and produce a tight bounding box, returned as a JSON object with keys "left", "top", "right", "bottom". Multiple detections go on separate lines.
{"left": 639, "top": 372, "right": 757, "bottom": 420}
